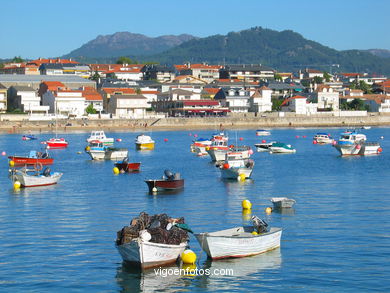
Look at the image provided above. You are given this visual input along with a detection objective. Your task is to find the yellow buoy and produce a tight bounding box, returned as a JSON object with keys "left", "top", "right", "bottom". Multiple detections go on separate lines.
{"left": 251, "top": 231, "right": 258, "bottom": 235}
{"left": 265, "top": 207, "right": 273, "bottom": 214}
{"left": 239, "top": 173, "right": 246, "bottom": 181}
{"left": 181, "top": 249, "right": 197, "bottom": 264}
{"left": 9, "top": 160, "right": 15, "bottom": 167}
{"left": 242, "top": 199, "right": 252, "bottom": 210}
{"left": 85, "top": 146, "right": 90, "bottom": 151}
{"left": 13, "top": 181, "right": 21, "bottom": 189}
{"left": 205, "top": 146, "right": 210, "bottom": 151}
{"left": 113, "top": 167, "right": 120, "bottom": 174}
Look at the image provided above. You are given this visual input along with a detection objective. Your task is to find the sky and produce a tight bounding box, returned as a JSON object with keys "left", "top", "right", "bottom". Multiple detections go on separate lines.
{"left": 1, "top": 0, "right": 389, "bottom": 59}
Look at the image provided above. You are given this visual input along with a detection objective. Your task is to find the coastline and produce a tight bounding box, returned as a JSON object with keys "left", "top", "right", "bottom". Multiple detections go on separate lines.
{"left": 2, "top": 113, "right": 390, "bottom": 134}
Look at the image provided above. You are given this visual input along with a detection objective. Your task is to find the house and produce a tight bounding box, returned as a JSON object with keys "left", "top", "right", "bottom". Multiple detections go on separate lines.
{"left": 219, "top": 64, "right": 275, "bottom": 82}
{"left": 249, "top": 86, "right": 272, "bottom": 113}
{"left": 214, "top": 88, "right": 251, "bottom": 113}
{"left": 280, "top": 95, "right": 317, "bottom": 115}
{"left": 82, "top": 87, "right": 103, "bottom": 113}
{"left": 168, "top": 99, "right": 229, "bottom": 117}
{"left": 7, "top": 86, "right": 49, "bottom": 114}
{"left": 363, "top": 95, "right": 390, "bottom": 112}
{"left": 99, "top": 87, "right": 137, "bottom": 111}
{"left": 142, "top": 65, "right": 176, "bottom": 82}
{"left": 0, "top": 83, "right": 7, "bottom": 113}
{"left": 104, "top": 64, "right": 144, "bottom": 81}
{"left": 107, "top": 94, "right": 148, "bottom": 118}
{"left": 171, "top": 75, "right": 208, "bottom": 85}
{"left": 201, "top": 88, "right": 220, "bottom": 99}
{"left": 262, "top": 81, "right": 305, "bottom": 98}
{"left": 313, "top": 84, "right": 339, "bottom": 111}
{"left": 39, "top": 63, "right": 90, "bottom": 78}
{"left": 175, "top": 63, "right": 221, "bottom": 83}
{"left": 299, "top": 68, "right": 324, "bottom": 79}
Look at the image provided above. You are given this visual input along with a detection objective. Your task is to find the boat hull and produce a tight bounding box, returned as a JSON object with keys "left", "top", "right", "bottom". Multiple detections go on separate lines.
{"left": 87, "top": 148, "right": 128, "bottom": 160}
{"left": 195, "top": 227, "right": 282, "bottom": 259}
{"left": 135, "top": 142, "right": 155, "bottom": 150}
{"left": 269, "top": 147, "right": 296, "bottom": 154}
{"left": 116, "top": 240, "right": 187, "bottom": 269}
{"left": 144, "top": 179, "right": 184, "bottom": 193}
{"left": 13, "top": 172, "right": 62, "bottom": 187}
{"left": 220, "top": 167, "right": 253, "bottom": 180}
{"left": 46, "top": 139, "right": 68, "bottom": 149}
{"left": 8, "top": 156, "right": 54, "bottom": 166}
{"left": 333, "top": 143, "right": 381, "bottom": 156}
{"left": 115, "top": 162, "right": 141, "bottom": 172}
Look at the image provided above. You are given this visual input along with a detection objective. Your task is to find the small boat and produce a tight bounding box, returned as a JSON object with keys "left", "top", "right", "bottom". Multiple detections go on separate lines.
{"left": 313, "top": 133, "right": 333, "bottom": 144}
{"left": 86, "top": 130, "right": 114, "bottom": 146}
{"left": 144, "top": 170, "right": 184, "bottom": 193}
{"left": 86, "top": 140, "right": 128, "bottom": 160}
{"left": 116, "top": 239, "right": 187, "bottom": 270}
{"left": 256, "top": 129, "right": 271, "bottom": 136}
{"left": 254, "top": 141, "right": 276, "bottom": 152}
{"left": 10, "top": 166, "right": 62, "bottom": 188}
{"left": 269, "top": 142, "right": 296, "bottom": 154}
{"left": 8, "top": 150, "right": 53, "bottom": 166}
{"left": 22, "top": 134, "right": 38, "bottom": 141}
{"left": 219, "top": 152, "right": 254, "bottom": 180}
{"left": 270, "top": 197, "right": 296, "bottom": 209}
{"left": 332, "top": 130, "right": 382, "bottom": 156}
{"left": 190, "top": 138, "right": 212, "bottom": 154}
{"left": 205, "top": 134, "right": 229, "bottom": 161}
{"left": 43, "top": 137, "right": 68, "bottom": 149}
{"left": 135, "top": 134, "right": 155, "bottom": 150}
{"left": 114, "top": 158, "right": 141, "bottom": 173}
{"left": 195, "top": 216, "right": 282, "bottom": 260}
{"left": 362, "top": 126, "right": 372, "bottom": 130}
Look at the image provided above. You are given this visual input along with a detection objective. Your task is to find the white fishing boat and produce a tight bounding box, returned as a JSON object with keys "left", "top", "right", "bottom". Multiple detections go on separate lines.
{"left": 254, "top": 141, "right": 276, "bottom": 152}
{"left": 333, "top": 130, "right": 382, "bottom": 156}
{"left": 85, "top": 140, "right": 128, "bottom": 160}
{"left": 219, "top": 152, "right": 254, "bottom": 180}
{"left": 313, "top": 133, "right": 333, "bottom": 144}
{"left": 116, "top": 238, "right": 187, "bottom": 269}
{"left": 256, "top": 129, "right": 271, "bottom": 136}
{"left": 270, "top": 197, "right": 296, "bottom": 209}
{"left": 86, "top": 130, "right": 114, "bottom": 146}
{"left": 195, "top": 217, "right": 281, "bottom": 260}
{"left": 135, "top": 134, "right": 155, "bottom": 150}
{"left": 10, "top": 167, "right": 62, "bottom": 188}
{"left": 269, "top": 142, "right": 296, "bottom": 154}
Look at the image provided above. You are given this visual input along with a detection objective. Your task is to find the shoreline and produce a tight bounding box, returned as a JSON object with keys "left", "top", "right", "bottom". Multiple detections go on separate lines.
{"left": 2, "top": 115, "right": 390, "bottom": 134}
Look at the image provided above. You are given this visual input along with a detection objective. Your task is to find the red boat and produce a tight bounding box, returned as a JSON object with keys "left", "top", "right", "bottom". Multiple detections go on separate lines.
{"left": 114, "top": 159, "right": 141, "bottom": 173}
{"left": 8, "top": 150, "right": 54, "bottom": 166}
{"left": 145, "top": 170, "right": 184, "bottom": 193}
{"left": 43, "top": 138, "right": 68, "bottom": 149}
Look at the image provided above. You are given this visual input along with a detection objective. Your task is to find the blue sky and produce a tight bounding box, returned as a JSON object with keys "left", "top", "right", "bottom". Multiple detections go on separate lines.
{"left": 1, "top": 0, "right": 389, "bottom": 59}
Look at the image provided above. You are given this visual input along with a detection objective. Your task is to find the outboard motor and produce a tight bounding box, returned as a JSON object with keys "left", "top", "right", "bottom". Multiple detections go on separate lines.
{"left": 164, "top": 169, "right": 174, "bottom": 180}
{"left": 251, "top": 215, "right": 268, "bottom": 233}
{"left": 43, "top": 167, "right": 51, "bottom": 177}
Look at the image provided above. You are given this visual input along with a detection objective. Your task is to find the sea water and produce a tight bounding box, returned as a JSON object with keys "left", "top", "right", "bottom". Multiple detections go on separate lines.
{"left": 0, "top": 127, "right": 389, "bottom": 292}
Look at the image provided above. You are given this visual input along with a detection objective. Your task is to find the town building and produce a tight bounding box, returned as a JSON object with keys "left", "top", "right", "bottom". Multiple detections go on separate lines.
{"left": 214, "top": 88, "right": 251, "bottom": 112}
{"left": 107, "top": 94, "right": 148, "bottom": 118}
{"left": 0, "top": 83, "right": 7, "bottom": 113}
{"left": 219, "top": 64, "right": 275, "bottom": 82}
{"left": 7, "top": 85, "right": 49, "bottom": 114}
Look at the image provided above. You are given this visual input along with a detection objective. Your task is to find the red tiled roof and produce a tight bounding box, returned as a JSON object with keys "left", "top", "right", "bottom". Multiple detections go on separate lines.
{"left": 281, "top": 95, "right": 306, "bottom": 106}
{"left": 203, "top": 88, "right": 220, "bottom": 95}
{"left": 41, "top": 81, "right": 66, "bottom": 91}
{"left": 101, "top": 88, "right": 136, "bottom": 95}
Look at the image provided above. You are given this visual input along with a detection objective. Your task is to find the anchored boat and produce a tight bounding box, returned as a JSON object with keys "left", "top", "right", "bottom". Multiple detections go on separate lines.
{"left": 332, "top": 130, "right": 382, "bottom": 156}
{"left": 86, "top": 140, "right": 128, "bottom": 160}
{"left": 135, "top": 134, "right": 155, "bottom": 150}
{"left": 10, "top": 166, "right": 62, "bottom": 188}
{"left": 144, "top": 170, "right": 184, "bottom": 193}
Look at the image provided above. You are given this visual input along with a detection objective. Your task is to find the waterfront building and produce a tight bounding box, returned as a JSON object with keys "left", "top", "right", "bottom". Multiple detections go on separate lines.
{"left": 219, "top": 64, "right": 275, "bottom": 82}
{"left": 142, "top": 64, "right": 176, "bottom": 83}
{"left": 107, "top": 94, "right": 148, "bottom": 118}
{"left": 313, "top": 84, "right": 340, "bottom": 111}
{"left": 214, "top": 87, "right": 251, "bottom": 113}
{"left": 168, "top": 99, "right": 229, "bottom": 117}
{"left": 39, "top": 63, "right": 90, "bottom": 79}
{"left": 7, "top": 86, "right": 49, "bottom": 114}
{"left": 280, "top": 95, "right": 318, "bottom": 115}
{"left": 0, "top": 83, "right": 7, "bottom": 113}
{"left": 175, "top": 63, "right": 222, "bottom": 83}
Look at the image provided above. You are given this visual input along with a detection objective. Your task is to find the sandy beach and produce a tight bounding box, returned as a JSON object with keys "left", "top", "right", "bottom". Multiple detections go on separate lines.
{"left": 1, "top": 113, "right": 390, "bottom": 134}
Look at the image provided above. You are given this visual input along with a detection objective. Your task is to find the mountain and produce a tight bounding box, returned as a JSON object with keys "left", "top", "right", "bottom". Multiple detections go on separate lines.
{"left": 63, "top": 32, "right": 196, "bottom": 59}
{"left": 142, "top": 27, "right": 390, "bottom": 75}
{"left": 366, "top": 49, "right": 390, "bottom": 58}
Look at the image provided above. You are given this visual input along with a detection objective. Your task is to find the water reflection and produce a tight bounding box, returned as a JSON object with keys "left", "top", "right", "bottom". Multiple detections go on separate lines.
{"left": 222, "top": 179, "right": 254, "bottom": 196}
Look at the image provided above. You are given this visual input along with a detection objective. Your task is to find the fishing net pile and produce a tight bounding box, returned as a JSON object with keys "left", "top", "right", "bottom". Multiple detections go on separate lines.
{"left": 116, "top": 212, "right": 190, "bottom": 246}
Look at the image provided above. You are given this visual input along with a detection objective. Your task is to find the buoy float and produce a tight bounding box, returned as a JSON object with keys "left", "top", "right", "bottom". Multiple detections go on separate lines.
{"left": 164, "top": 138, "right": 168, "bottom": 142}
{"left": 332, "top": 140, "right": 337, "bottom": 145}
{"left": 9, "top": 160, "right": 15, "bottom": 167}
{"left": 239, "top": 137, "right": 243, "bottom": 141}
{"left": 238, "top": 173, "right": 246, "bottom": 181}
{"left": 261, "top": 139, "right": 266, "bottom": 143}
{"left": 295, "top": 135, "right": 300, "bottom": 139}
{"left": 193, "top": 134, "right": 198, "bottom": 138}
{"left": 265, "top": 207, "right": 273, "bottom": 214}
{"left": 113, "top": 167, "right": 120, "bottom": 174}
{"left": 355, "top": 144, "right": 361, "bottom": 150}
{"left": 223, "top": 163, "right": 230, "bottom": 169}
{"left": 116, "top": 138, "right": 122, "bottom": 142}
{"left": 182, "top": 263, "right": 197, "bottom": 276}
{"left": 152, "top": 187, "right": 157, "bottom": 193}
{"left": 189, "top": 133, "right": 192, "bottom": 136}
{"left": 303, "top": 135, "right": 307, "bottom": 138}
{"left": 313, "top": 140, "right": 318, "bottom": 144}
{"left": 13, "top": 181, "right": 21, "bottom": 189}
{"left": 248, "top": 149, "right": 254, "bottom": 155}
{"left": 181, "top": 249, "right": 197, "bottom": 264}
{"left": 380, "top": 136, "right": 384, "bottom": 139}
{"left": 85, "top": 146, "right": 91, "bottom": 151}
{"left": 242, "top": 199, "right": 252, "bottom": 210}
{"left": 378, "top": 147, "right": 383, "bottom": 153}
{"left": 251, "top": 231, "right": 258, "bottom": 235}
{"left": 205, "top": 146, "right": 210, "bottom": 151}
{"left": 1, "top": 151, "right": 6, "bottom": 156}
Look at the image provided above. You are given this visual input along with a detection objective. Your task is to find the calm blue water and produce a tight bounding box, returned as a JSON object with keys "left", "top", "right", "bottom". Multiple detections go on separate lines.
{"left": 0, "top": 127, "right": 390, "bottom": 292}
